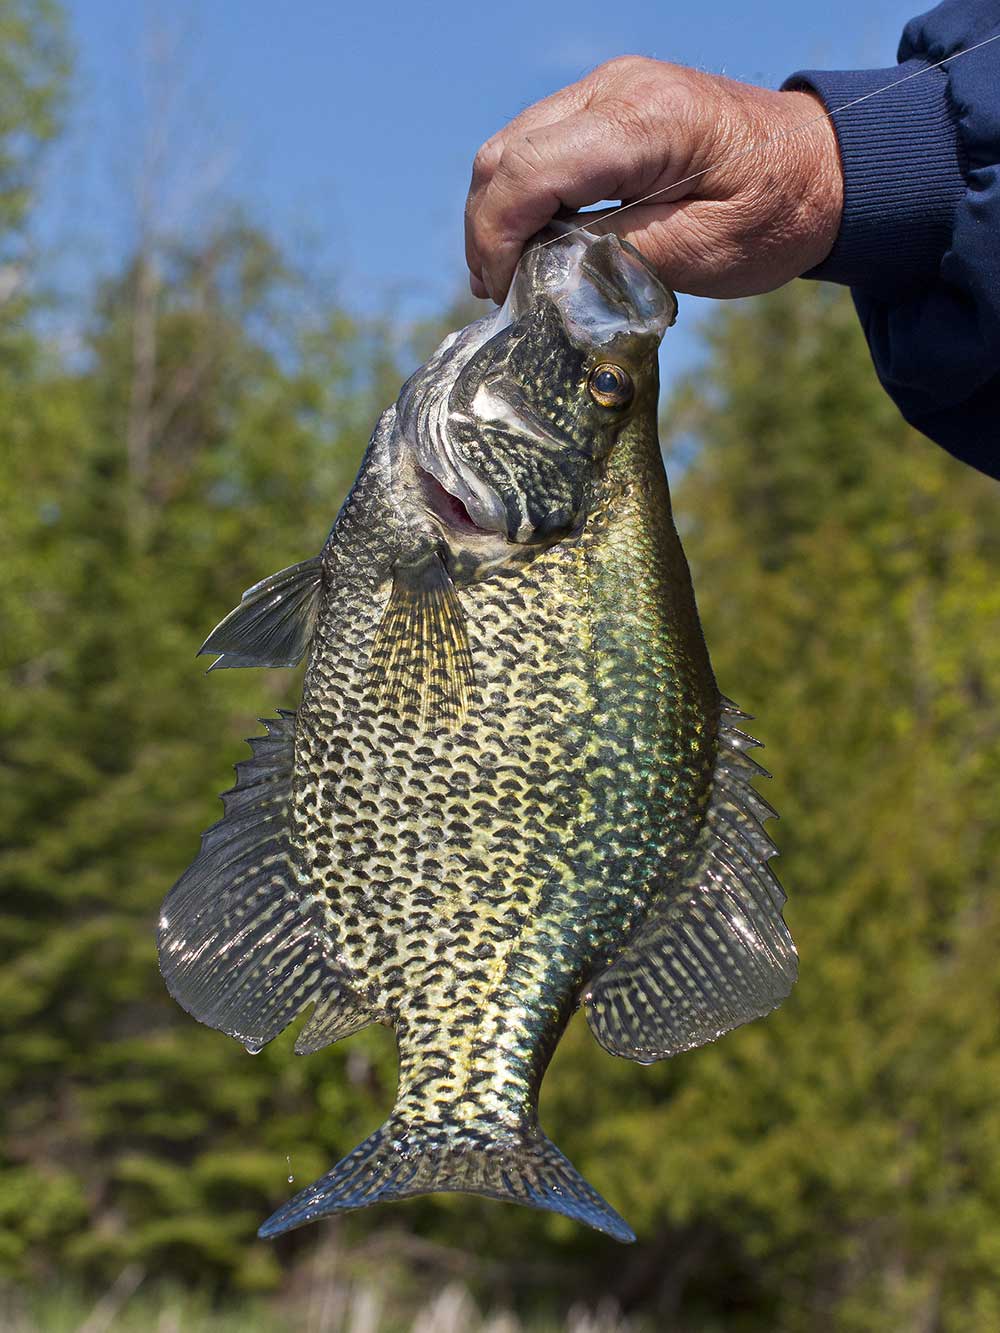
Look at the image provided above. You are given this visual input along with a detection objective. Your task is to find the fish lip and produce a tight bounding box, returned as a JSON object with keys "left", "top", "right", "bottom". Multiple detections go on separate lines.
{"left": 417, "top": 465, "right": 491, "bottom": 536}
{"left": 417, "top": 457, "right": 509, "bottom": 538}
{"left": 509, "top": 225, "right": 678, "bottom": 346}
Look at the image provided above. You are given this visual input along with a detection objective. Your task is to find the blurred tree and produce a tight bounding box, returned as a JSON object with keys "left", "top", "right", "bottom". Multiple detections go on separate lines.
{"left": 0, "top": 216, "right": 403, "bottom": 1288}
{"left": 1, "top": 5, "right": 999, "bottom": 1321}
{"left": 0, "top": 0, "right": 66, "bottom": 286}
{"left": 7, "top": 251, "right": 1000, "bottom": 1333}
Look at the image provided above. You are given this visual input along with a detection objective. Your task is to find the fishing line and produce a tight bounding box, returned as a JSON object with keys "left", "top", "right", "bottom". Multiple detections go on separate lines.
{"left": 536, "top": 30, "right": 1000, "bottom": 249}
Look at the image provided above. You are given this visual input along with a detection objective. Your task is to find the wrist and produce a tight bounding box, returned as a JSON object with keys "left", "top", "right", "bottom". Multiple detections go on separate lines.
{"left": 782, "top": 89, "right": 844, "bottom": 272}
{"left": 783, "top": 61, "right": 965, "bottom": 294}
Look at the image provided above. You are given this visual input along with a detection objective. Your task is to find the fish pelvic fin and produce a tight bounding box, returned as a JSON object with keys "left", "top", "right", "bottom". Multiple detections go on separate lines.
{"left": 199, "top": 554, "right": 323, "bottom": 670}
{"left": 258, "top": 1119, "right": 635, "bottom": 1244}
{"left": 585, "top": 696, "right": 797, "bottom": 1063}
{"left": 158, "top": 711, "right": 376, "bottom": 1052}
{"left": 367, "top": 551, "right": 475, "bottom": 732}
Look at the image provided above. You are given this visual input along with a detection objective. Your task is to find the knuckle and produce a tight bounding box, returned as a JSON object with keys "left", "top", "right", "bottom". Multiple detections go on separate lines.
{"left": 604, "top": 96, "right": 651, "bottom": 145}
{"left": 597, "top": 53, "right": 651, "bottom": 80}
{"left": 469, "top": 195, "right": 519, "bottom": 261}
{"left": 498, "top": 134, "right": 547, "bottom": 183}
{"left": 466, "top": 208, "right": 492, "bottom": 254}
{"left": 472, "top": 139, "right": 503, "bottom": 184}
{"left": 595, "top": 58, "right": 684, "bottom": 127}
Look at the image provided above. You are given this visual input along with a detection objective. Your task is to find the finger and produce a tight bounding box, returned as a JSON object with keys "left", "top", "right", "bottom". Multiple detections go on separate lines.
{"left": 466, "top": 84, "right": 599, "bottom": 284}
{"left": 464, "top": 60, "right": 659, "bottom": 285}
{"left": 469, "top": 73, "right": 602, "bottom": 201}
{"left": 470, "top": 109, "right": 667, "bottom": 302}
{"left": 583, "top": 200, "right": 748, "bottom": 297}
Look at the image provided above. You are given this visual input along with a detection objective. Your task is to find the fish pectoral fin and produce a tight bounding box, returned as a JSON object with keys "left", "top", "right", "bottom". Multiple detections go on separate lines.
{"left": 258, "top": 1119, "right": 634, "bottom": 1243}
{"left": 199, "top": 554, "right": 323, "bottom": 669}
{"left": 585, "top": 697, "right": 798, "bottom": 1063}
{"left": 158, "top": 710, "right": 372, "bottom": 1052}
{"left": 367, "top": 550, "right": 475, "bottom": 731}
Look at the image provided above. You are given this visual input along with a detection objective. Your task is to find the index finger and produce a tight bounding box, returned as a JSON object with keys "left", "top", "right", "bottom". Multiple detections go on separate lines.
{"left": 466, "top": 109, "right": 661, "bottom": 302}
{"left": 465, "top": 79, "right": 605, "bottom": 290}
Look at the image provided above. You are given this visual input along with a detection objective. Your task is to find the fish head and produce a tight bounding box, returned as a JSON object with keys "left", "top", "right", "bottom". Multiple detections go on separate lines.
{"left": 392, "top": 227, "right": 677, "bottom": 559}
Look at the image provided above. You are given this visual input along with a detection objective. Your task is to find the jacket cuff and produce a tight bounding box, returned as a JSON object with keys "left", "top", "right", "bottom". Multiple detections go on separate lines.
{"left": 782, "top": 60, "right": 966, "bottom": 294}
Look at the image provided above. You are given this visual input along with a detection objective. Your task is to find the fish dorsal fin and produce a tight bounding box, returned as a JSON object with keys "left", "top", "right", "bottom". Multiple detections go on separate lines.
{"left": 367, "top": 551, "right": 474, "bottom": 731}
{"left": 199, "top": 555, "right": 324, "bottom": 670}
{"left": 584, "top": 698, "right": 797, "bottom": 1063}
{"left": 158, "top": 711, "right": 376, "bottom": 1052}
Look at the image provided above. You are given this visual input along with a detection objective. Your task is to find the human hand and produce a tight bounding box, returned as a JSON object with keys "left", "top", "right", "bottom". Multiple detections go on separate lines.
{"left": 465, "top": 57, "right": 843, "bottom": 302}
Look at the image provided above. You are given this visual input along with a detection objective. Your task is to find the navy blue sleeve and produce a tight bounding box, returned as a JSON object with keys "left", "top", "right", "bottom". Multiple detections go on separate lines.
{"left": 784, "top": 1, "right": 1000, "bottom": 480}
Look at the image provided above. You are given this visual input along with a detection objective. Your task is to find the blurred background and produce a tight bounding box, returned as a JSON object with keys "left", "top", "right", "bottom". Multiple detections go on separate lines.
{"left": 3, "top": 1, "right": 999, "bottom": 1330}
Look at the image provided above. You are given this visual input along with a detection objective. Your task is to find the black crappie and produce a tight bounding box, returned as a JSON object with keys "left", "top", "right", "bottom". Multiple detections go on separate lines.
{"left": 158, "top": 226, "right": 797, "bottom": 1244}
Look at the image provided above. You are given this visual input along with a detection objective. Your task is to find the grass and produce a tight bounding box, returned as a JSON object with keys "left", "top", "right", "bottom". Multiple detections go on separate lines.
{"left": 0, "top": 1273, "right": 645, "bottom": 1333}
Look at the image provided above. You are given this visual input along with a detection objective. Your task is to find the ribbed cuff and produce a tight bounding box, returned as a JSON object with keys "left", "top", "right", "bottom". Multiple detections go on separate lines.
{"left": 782, "top": 60, "right": 966, "bottom": 295}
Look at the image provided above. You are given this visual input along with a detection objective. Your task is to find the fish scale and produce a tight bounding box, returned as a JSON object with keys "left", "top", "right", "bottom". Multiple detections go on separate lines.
{"left": 159, "top": 227, "right": 797, "bottom": 1244}
{"left": 291, "top": 411, "right": 717, "bottom": 1146}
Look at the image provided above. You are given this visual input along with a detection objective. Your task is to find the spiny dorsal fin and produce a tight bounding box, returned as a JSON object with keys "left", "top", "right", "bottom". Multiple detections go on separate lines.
{"left": 158, "top": 711, "right": 375, "bottom": 1053}
{"left": 584, "top": 697, "right": 797, "bottom": 1063}
{"left": 367, "top": 551, "right": 474, "bottom": 731}
{"left": 199, "top": 555, "right": 323, "bottom": 670}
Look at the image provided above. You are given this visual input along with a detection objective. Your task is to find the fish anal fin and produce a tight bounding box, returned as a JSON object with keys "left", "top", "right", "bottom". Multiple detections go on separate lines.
{"left": 585, "top": 698, "right": 797, "bottom": 1063}
{"left": 199, "top": 555, "right": 323, "bottom": 670}
{"left": 367, "top": 551, "right": 474, "bottom": 731}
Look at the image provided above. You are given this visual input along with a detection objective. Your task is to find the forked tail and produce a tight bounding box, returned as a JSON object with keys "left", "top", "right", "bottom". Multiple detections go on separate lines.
{"left": 258, "top": 1117, "right": 635, "bottom": 1243}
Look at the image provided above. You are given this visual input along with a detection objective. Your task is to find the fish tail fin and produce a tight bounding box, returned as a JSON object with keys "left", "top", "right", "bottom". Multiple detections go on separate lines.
{"left": 258, "top": 1118, "right": 635, "bottom": 1243}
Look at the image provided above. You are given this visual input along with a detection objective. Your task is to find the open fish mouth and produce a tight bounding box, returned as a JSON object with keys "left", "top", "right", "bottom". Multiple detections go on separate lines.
{"left": 417, "top": 466, "right": 492, "bottom": 536}
{"left": 394, "top": 305, "right": 512, "bottom": 537}
{"left": 415, "top": 449, "right": 509, "bottom": 537}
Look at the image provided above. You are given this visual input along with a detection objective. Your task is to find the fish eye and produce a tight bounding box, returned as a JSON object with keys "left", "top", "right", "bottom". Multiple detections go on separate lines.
{"left": 588, "top": 363, "right": 633, "bottom": 408}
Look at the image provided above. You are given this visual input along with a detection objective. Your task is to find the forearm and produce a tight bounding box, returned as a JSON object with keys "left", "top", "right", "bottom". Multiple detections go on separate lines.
{"left": 784, "top": 2, "right": 1000, "bottom": 479}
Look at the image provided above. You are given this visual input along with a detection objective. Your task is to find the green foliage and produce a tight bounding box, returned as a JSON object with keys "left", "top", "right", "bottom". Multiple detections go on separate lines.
{"left": 0, "top": 0, "right": 66, "bottom": 242}
{"left": 2, "top": 7, "right": 1000, "bottom": 1327}
{"left": 0, "top": 211, "right": 412, "bottom": 1291}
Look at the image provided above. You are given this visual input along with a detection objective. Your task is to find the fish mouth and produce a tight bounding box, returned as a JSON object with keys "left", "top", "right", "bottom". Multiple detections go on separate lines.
{"left": 507, "top": 223, "right": 677, "bottom": 345}
{"left": 418, "top": 466, "right": 490, "bottom": 536}
{"left": 417, "top": 461, "right": 510, "bottom": 540}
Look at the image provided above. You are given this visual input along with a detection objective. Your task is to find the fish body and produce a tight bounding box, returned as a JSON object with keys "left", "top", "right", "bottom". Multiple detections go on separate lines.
{"left": 159, "top": 228, "right": 797, "bottom": 1243}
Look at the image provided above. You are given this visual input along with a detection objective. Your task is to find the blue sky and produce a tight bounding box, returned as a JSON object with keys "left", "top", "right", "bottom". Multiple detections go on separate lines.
{"left": 40, "top": 0, "right": 918, "bottom": 379}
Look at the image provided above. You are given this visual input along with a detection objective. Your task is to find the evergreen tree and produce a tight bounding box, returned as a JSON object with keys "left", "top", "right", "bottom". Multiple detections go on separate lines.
{"left": 0, "top": 219, "right": 401, "bottom": 1287}
{"left": 2, "top": 5, "right": 999, "bottom": 1321}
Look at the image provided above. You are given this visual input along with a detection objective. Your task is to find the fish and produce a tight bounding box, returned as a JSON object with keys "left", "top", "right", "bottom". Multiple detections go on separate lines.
{"left": 157, "top": 223, "right": 797, "bottom": 1246}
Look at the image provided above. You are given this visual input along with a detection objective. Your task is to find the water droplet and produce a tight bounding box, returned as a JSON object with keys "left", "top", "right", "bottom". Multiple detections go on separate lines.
{"left": 244, "top": 1041, "right": 263, "bottom": 1055}
{"left": 286, "top": 1154, "right": 294, "bottom": 1184}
